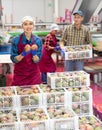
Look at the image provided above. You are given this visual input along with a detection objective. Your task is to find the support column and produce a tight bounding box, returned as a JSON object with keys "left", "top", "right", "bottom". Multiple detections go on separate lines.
{"left": 54, "top": 0, "right": 59, "bottom": 21}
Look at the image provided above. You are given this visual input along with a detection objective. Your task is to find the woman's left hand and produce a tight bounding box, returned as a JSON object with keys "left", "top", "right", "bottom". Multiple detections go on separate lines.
{"left": 32, "top": 55, "right": 39, "bottom": 63}
{"left": 31, "top": 44, "right": 38, "bottom": 50}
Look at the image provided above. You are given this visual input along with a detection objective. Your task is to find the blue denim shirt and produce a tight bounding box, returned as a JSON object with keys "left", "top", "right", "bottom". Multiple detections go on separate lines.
{"left": 10, "top": 33, "right": 42, "bottom": 63}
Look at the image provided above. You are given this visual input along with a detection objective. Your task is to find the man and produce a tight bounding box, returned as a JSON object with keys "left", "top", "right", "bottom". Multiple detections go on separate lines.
{"left": 60, "top": 10, "right": 91, "bottom": 71}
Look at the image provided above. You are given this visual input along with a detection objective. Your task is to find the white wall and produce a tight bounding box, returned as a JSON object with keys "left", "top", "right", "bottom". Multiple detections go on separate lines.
{"left": 2, "top": 0, "right": 75, "bottom": 24}
{"left": 59, "top": 0, "right": 76, "bottom": 17}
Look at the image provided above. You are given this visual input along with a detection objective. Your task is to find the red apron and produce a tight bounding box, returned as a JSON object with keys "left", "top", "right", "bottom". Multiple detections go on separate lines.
{"left": 39, "top": 34, "right": 57, "bottom": 72}
{"left": 12, "top": 34, "right": 41, "bottom": 86}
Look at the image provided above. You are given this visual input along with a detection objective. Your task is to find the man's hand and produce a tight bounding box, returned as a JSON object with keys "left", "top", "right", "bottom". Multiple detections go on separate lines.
{"left": 59, "top": 41, "right": 64, "bottom": 49}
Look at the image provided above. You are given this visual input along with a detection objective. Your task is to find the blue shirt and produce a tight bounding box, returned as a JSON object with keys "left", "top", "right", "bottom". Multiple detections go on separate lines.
{"left": 10, "top": 33, "right": 42, "bottom": 63}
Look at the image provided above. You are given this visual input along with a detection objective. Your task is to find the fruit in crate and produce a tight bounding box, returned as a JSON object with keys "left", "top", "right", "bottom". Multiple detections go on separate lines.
{"left": 21, "top": 96, "right": 29, "bottom": 106}
{"left": 3, "top": 98, "right": 12, "bottom": 107}
{"left": 20, "top": 108, "right": 48, "bottom": 121}
{"left": 66, "top": 87, "right": 90, "bottom": 102}
{"left": 68, "top": 78, "right": 75, "bottom": 87}
{"left": 16, "top": 85, "right": 40, "bottom": 95}
{"left": 39, "top": 84, "right": 65, "bottom": 93}
{"left": 39, "top": 84, "right": 65, "bottom": 104}
{"left": 72, "top": 104, "right": 80, "bottom": 114}
{"left": 30, "top": 95, "right": 39, "bottom": 105}
{"left": 0, "top": 110, "right": 17, "bottom": 123}
{"left": 0, "top": 87, "right": 15, "bottom": 96}
{"left": 47, "top": 106, "right": 74, "bottom": 119}
{"left": 81, "top": 104, "right": 89, "bottom": 113}
{"left": 81, "top": 92, "right": 89, "bottom": 101}
{"left": 72, "top": 93, "right": 80, "bottom": 102}
{"left": 21, "top": 95, "right": 39, "bottom": 106}
{"left": 62, "top": 78, "right": 68, "bottom": 87}
{"left": 0, "top": 88, "right": 15, "bottom": 108}
{"left": 16, "top": 86, "right": 40, "bottom": 106}
{"left": 55, "top": 79, "right": 62, "bottom": 88}
{"left": 0, "top": 99, "right": 3, "bottom": 107}
{"left": 79, "top": 116, "right": 102, "bottom": 130}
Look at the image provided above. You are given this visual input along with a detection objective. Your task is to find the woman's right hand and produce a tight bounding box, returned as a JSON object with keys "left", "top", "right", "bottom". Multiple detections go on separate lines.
{"left": 24, "top": 44, "right": 31, "bottom": 52}
{"left": 21, "top": 44, "right": 31, "bottom": 56}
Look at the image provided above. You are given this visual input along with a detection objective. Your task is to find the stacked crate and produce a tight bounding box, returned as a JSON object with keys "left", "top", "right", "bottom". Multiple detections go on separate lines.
{"left": 46, "top": 106, "right": 78, "bottom": 130}
{"left": 0, "top": 87, "right": 19, "bottom": 130}
{"left": 39, "top": 84, "right": 67, "bottom": 107}
{"left": 18, "top": 107, "right": 49, "bottom": 130}
{"left": 65, "top": 87, "right": 93, "bottom": 116}
{"left": 47, "top": 71, "right": 92, "bottom": 116}
{"left": 16, "top": 85, "right": 42, "bottom": 108}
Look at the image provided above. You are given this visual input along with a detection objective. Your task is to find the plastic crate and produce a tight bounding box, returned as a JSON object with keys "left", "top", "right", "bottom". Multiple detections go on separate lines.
{"left": 79, "top": 115, "right": 102, "bottom": 129}
{"left": 0, "top": 44, "right": 11, "bottom": 54}
{"left": 65, "top": 87, "right": 93, "bottom": 116}
{"left": 64, "top": 44, "right": 92, "bottom": 60}
{"left": 18, "top": 107, "right": 49, "bottom": 130}
{"left": 16, "top": 85, "right": 42, "bottom": 108}
{"left": 47, "top": 106, "right": 79, "bottom": 130}
{"left": 0, "top": 109, "right": 19, "bottom": 130}
{"left": 47, "top": 71, "right": 90, "bottom": 89}
{"left": 39, "top": 84, "right": 67, "bottom": 106}
{"left": 0, "top": 87, "right": 16, "bottom": 109}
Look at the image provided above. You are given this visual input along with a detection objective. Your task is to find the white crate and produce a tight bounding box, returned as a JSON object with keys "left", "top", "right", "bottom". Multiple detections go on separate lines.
{"left": 0, "top": 109, "right": 19, "bottom": 130}
{"left": 18, "top": 107, "right": 49, "bottom": 130}
{"left": 19, "top": 120, "right": 49, "bottom": 130}
{"left": 16, "top": 85, "right": 42, "bottom": 108}
{"left": 39, "top": 84, "right": 67, "bottom": 106}
{"left": 47, "top": 71, "right": 90, "bottom": 89}
{"left": 65, "top": 86, "right": 93, "bottom": 116}
{"left": 0, "top": 87, "right": 16, "bottom": 109}
{"left": 64, "top": 45, "right": 92, "bottom": 60}
{"left": 47, "top": 106, "right": 79, "bottom": 130}
{"left": 79, "top": 115, "right": 102, "bottom": 129}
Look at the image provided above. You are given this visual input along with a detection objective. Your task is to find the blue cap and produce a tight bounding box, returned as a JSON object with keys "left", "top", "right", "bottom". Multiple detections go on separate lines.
{"left": 73, "top": 10, "right": 84, "bottom": 17}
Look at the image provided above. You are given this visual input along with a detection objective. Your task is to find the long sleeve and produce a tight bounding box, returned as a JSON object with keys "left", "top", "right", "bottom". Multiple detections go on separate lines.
{"left": 34, "top": 35, "right": 42, "bottom": 60}
{"left": 10, "top": 36, "right": 20, "bottom": 63}
{"left": 60, "top": 27, "right": 68, "bottom": 45}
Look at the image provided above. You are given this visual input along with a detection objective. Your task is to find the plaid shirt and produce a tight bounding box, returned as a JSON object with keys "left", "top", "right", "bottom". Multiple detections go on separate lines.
{"left": 44, "top": 32, "right": 57, "bottom": 49}
{"left": 61, "top": 24, "right": 91, "bottom": 46}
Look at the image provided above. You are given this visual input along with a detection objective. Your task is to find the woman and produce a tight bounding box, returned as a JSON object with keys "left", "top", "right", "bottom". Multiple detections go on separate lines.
{"left": 10, "top": 16, "right": 42, "bottom": 86}
{"left": 38, "top": 23, "right": 60, "bottom": 84}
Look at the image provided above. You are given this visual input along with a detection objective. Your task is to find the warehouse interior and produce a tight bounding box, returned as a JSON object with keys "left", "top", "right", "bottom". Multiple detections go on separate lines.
{"left": 0, "top": 0, "right": 102, "bottom": 130}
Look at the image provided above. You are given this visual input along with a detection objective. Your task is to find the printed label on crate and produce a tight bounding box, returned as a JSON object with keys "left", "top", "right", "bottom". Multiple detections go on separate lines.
{"left": 32, "top": 127, "right": 39, "bottom": 130}
{"left": 60, "top": 124, "right": 67, "bottom": 129}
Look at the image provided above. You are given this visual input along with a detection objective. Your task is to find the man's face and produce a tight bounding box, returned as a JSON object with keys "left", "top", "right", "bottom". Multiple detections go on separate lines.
{"left": 73, "top": 14, "right": 83, "bottom": 25}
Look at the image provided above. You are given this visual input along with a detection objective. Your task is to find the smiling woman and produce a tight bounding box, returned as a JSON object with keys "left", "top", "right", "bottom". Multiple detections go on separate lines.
{"left": 10, "top": 16, "right": 42, "bottom": 86}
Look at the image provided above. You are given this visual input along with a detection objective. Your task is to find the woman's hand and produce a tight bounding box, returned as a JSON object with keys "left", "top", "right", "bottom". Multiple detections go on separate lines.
{"left": 46, "top": 45, "right": 54, "bottom": 50}
{"left": 21, "top": 44, "right": 31, "bottom": 56}
{"left": 31, "top": 44, "right": 38, "bottom": 50}
{"left": 32, "top": 55, "right": 39, "bottom": 63}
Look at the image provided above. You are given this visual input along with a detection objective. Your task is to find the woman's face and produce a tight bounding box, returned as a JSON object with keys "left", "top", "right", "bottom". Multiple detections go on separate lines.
{"left": 22, "top": 20, "right": 34, "bottom": 34}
